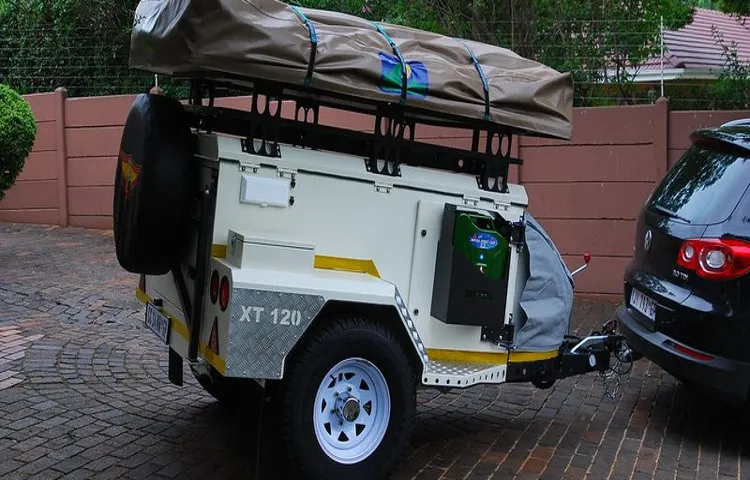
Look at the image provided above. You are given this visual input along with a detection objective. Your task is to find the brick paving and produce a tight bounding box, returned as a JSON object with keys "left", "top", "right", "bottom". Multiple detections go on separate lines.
{"left": 1, "top": 223, "right": 750, "bottom": 479}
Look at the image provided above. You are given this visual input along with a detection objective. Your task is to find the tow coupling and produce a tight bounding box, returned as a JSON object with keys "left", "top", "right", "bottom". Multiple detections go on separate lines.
{"left": 559, "top": 319, "right": 636, "bottom": 399}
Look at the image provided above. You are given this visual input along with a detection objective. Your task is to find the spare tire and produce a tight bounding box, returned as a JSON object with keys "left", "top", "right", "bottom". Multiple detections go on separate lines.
{"left": 113, "top": 93, "right": 195, "bottom": 275}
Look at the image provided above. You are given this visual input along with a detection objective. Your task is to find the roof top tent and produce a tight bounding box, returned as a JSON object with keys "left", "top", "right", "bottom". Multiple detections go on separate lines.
{"left": 130, "top": 0, "right": 574, "bottom": 135}
{"left": 128, "top": 0, "right": 574, "bottom": 195}
{"left": 117, "top": 2, "right": 634, "bottom": 479}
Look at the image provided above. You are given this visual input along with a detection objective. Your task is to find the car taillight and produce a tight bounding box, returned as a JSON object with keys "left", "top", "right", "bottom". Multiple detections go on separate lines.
{"left": 210, "top": 270, "right": 220, "bottom": 304}
{"left": 677, "top": 238, "right": 750, "bottom": 280}
{"left": 219, "top": 276, "right": 230, "bottom": 311}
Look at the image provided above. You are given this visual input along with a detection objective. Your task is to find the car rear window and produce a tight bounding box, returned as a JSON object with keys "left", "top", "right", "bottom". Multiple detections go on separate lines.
{"left": 648, "top": 144, "right": 750, "bottom": 225}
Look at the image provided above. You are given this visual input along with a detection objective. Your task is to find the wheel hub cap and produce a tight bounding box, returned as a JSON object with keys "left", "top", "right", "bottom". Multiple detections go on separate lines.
{"left": 313, "top": 358, "right": 391, "bottom": 465}
{"left": 340, "top": 397, "right": 360, "bottom": 422}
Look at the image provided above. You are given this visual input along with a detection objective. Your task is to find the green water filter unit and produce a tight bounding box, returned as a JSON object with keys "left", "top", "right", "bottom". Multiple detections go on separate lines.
{"left": 453, "top": 213, "right": 509, "bottom": 280}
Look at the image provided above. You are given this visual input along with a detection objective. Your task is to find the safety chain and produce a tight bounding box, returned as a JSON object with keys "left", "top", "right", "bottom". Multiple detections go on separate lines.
{"left": 599, "top": 319, "right": 634, "bottom": 401}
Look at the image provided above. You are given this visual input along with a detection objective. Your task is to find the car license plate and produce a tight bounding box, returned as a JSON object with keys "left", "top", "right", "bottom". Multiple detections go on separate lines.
{"left": 630, "top": 289, "right": 656, "bottom": 321}
{"left": 145, "top": 302, "right": 171, "bottom": 344}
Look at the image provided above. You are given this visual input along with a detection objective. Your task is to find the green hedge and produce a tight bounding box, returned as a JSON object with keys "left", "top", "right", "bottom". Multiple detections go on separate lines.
{"left": 0, "top": 84, "right": 37, "bottom": 201}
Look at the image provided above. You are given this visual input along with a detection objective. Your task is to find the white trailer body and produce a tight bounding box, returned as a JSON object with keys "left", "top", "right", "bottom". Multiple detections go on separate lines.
{"left": 139, "top": 130, "right": 551, "bottom": 389}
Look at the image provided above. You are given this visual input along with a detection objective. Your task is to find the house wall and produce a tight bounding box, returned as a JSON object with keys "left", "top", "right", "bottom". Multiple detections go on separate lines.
{"left": 2, "top": 91, "right": 749, "bottom": 296}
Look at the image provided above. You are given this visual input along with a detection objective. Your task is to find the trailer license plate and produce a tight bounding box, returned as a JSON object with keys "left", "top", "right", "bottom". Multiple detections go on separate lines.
{"left": 145, "top": 303, "right": 171, "bottom": 344}
{"left": 630, "top": 289, "right": 656, "bottom": 322}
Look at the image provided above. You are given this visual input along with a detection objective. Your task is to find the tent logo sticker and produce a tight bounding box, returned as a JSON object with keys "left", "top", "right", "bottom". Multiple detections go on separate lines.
{"left": 119, "top": 149, "right": 141, "bottom": 198}
{"left": 378, "top": 52, "right": 429, "bottom": 99}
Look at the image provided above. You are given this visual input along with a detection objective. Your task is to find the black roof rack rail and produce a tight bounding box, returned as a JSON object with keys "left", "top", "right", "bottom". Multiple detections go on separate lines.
{"left": 185, "top": 78, "right": 522, "bottom": 194}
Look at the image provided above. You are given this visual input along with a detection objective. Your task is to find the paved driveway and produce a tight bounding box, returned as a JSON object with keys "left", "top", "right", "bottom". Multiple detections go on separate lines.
{"left": 1, "top": 224, "right": 749, "bottom": 480}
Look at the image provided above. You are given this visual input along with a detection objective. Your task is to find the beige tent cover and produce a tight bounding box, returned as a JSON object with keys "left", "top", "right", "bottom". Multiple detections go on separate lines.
{"left": 129, "top": 0, "right": 574, "bottom": 139}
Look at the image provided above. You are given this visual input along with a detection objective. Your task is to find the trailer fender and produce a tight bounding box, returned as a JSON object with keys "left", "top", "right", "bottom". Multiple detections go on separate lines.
{"left": 219, "top": 262, "right": 428, "bottom": 380}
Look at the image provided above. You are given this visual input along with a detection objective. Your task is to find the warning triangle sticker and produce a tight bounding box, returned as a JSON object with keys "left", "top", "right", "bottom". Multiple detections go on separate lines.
{"left": 208, "top": 317, "right": 219, "bottom": 355}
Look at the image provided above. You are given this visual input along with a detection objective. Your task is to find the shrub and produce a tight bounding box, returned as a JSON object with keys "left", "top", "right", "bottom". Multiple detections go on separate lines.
{"left": 0, "top": 84, "right": 37, "bottom": 201}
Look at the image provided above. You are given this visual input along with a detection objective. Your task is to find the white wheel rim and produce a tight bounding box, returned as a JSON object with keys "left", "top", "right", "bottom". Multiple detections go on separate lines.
{"left": 313, "top": 357, "right": 391, "bottom": 464}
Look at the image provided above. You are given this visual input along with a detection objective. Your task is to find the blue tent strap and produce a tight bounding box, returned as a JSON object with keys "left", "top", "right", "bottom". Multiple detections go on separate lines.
{"left": 457, "top": 40, "right": 490, "bottom": 121}
{"left": 371, "top": 22, "right": 408, "bottom": 104}
{"left": 291, "top": 6, "right": 318, "bottom": 87}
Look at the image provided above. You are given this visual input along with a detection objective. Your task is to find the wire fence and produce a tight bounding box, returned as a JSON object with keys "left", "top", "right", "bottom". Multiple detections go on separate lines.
{"left": 1, "top": 17, "right": 748, "bottom": 110}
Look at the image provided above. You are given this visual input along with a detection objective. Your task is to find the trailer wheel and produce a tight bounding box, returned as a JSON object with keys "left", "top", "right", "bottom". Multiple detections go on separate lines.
{"left": 280, "top": 316, "right": 416, "bottom": 480}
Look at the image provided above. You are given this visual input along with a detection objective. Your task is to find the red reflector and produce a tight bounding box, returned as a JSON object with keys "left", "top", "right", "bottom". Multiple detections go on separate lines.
{"left": 208, "top": 317, "right": 219, "bottom": 355}
{"left": 668, "top": 341, "right": 713, "bottom": 362}
{"left": 219, "top": 276, "right": 230, "bottom": 311}
{"left": 210, "top": 270, "right": 220, "bottom": 304}
{"left": 676, "top": 238, "right": 750, "bottom": 280}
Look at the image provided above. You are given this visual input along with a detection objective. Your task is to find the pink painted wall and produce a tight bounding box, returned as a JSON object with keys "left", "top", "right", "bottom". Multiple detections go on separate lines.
{"left": 64, "top": 95, "right": 134, "bottom": 230}
{"left": 1, "top": 90, "right": 749, "bottom": 296}
{"left": 519, "top": 101, "right": 669, "bottom": 297}
{"left": 0, "top": 90, "right": 66, "bottom": 226}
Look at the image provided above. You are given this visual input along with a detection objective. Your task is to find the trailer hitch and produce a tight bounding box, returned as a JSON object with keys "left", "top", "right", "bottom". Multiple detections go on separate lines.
{"left": 557, "top": 319, "right": 636, "bottom": 399}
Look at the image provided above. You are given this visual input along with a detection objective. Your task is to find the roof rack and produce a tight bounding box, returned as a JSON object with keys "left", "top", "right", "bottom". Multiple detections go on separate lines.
{"left": 185, "top": 78, "right": 522, "bottom": 194}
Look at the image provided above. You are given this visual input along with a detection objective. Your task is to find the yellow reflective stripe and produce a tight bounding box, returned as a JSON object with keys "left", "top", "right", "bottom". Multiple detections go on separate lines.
{"left": 211, "top": 244, "right": 227, "bottom": 259}
{"left": 169, "top": 319, "right": 191, "bottom": 345}
{"left": 508, "top": 350, "right": 559, "bottom": 363}
{"left": 134, "top": 288, "right": 226, "bottom": 374}
{"left": 135, "top": 287, "right": 150, "bottom": 305}
{"left": 210, "top": 244, "right": 381, "bottom": 278}
{"left": 426, "top": 348, "right": 560, "bottom": 365}
{"left": 198, "top": 343, "right": 226, "bottom": 375}
{"left": 426, "top": 348, "right": 508, "bottom": 365}
{"left": 313, "top": 255, "right": 381, "bottom": 278}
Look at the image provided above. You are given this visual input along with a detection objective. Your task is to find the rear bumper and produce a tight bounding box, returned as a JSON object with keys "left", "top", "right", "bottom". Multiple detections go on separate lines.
{"left": 617, "top": 304, "right": 750, "bottom": 406}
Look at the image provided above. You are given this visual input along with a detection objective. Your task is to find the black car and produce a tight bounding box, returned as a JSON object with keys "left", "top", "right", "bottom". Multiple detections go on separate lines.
{"left": 617, "top": 118, "right": 750, "bottom": 406}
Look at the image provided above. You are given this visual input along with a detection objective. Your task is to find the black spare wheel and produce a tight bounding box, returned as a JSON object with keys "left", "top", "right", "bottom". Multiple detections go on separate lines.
{"left": 113, "top": 93, "right": 195, "bottom": 275}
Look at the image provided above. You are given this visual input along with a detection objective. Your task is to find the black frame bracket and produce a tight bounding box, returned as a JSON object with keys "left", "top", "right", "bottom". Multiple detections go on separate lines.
{"left": 185, "top": 79, "right": 523, "bottom": 192}
{"left": 365, "top": 106, "right": 415, "bottom": 177}
{"left": 240, "top": 85, "right": 283, "bottom": 158}
{"left": 481, "top": 324, "right": 515, "bottom": 347}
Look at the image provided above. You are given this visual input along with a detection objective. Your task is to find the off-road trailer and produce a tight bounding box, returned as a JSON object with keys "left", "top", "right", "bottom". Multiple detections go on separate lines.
{"left": 114, "top": 1, "right": 634, "bottom": 478}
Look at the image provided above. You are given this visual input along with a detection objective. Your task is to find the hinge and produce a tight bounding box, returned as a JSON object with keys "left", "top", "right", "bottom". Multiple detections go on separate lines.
{"left": 277, "top": 167, "right": 297, "bottom": 181}
{"left": 493, "top": 200, "right": 510, "bottom": 211}
{"left": 510, "top": 220, "right": 526, "bottom": 246}
{"left": 462, "top": 195, "right": 480, "bottom": 207}
{"left": 374, "top": 182, "right": 393, "bottom": 194}
{"left": 238, "top": 158, "right": 260, "bottom": 173}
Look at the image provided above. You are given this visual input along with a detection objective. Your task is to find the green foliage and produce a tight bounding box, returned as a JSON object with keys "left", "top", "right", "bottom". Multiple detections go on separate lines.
{"left": 0, "top": 0, "right": 184, "bottom": 97}
{"left": 716, "top": 0, "right": 750, "bottom": 16}
{"left": 709, "top": 25, "right": 750, "bottom": 109}
{"left": 533, "top": 0, "right": 694, "bottom": 106}
{"left": 0, "top": 84, "right": 37, "bottom": 201}
{"left": 295, "top": 0, "right": 442, "bottom": 32}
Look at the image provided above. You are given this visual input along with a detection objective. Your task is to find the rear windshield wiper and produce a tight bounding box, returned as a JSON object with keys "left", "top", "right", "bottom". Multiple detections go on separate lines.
{"left": 651, "top": 204, "right": 692, "bottom": 223}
